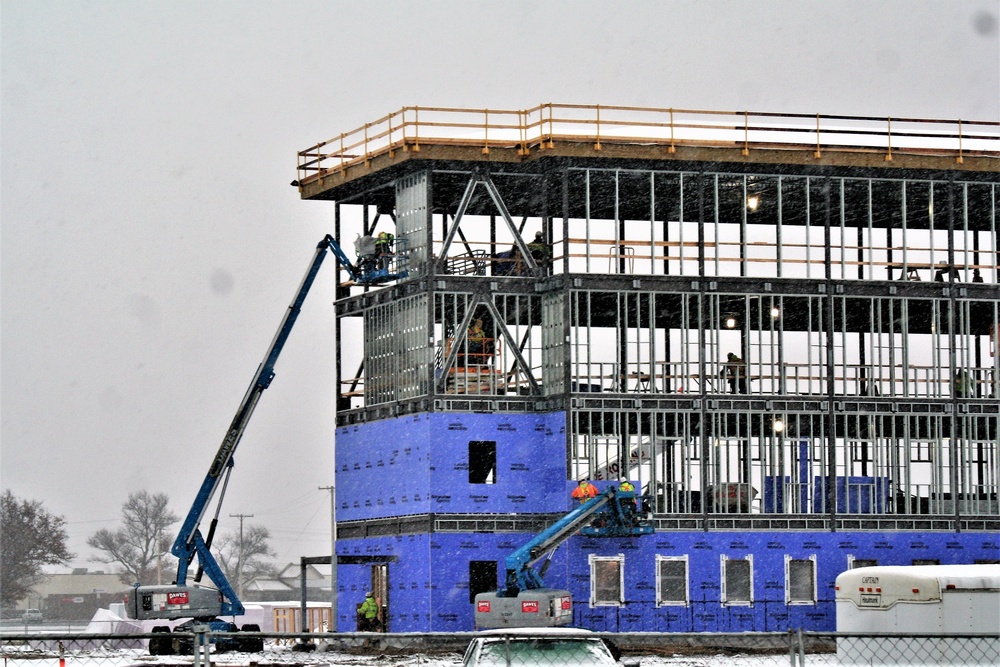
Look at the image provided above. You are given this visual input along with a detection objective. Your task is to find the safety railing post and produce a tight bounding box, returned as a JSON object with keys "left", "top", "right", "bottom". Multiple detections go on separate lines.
{"left": 412, "top": 106, "right": 421, "bottom": 152}
{"left": 814, "top": 113, "right": 822, "bottom": 158}
{"left": 546, "top": 103, "right": 554, "bottom": 148}
{"left": 742, "top": 110, "right": 750, "bottom": 156}
{"left": 339, "top": 133, "right": 346, "bottom": 176}
{"left": 483, "top": 109, "right": 490, "bottom": 155}
{"left": 388, "top": 111, "right": 395, "bottom": 158}
{"left": 957, "top": 118, "right": 964, "bottom": 164}
{"left": 364, "top": 123, "right": 370, "bottom": 167}
{"left": 885, "top": 116, "right": 893, "bottom": 161}
{"left": 517, "top": 108, "right": 527, "bottom": 156}
{"left": 668, "top": 108, "right": 676, "bottom": 153}
{"left": 594, "top": 104, "right": 602, "bottom": 150}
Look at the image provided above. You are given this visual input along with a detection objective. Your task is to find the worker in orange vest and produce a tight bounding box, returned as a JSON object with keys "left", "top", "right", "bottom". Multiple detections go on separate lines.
{"left": 571, "top": 479, "right": 598, "bottom": 503}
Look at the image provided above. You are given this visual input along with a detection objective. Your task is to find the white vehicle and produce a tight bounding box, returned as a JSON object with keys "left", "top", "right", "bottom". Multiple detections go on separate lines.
{"left": 836, "top": 564, "right": 1000, "bottom": 665}
{"left": 461, "top": 627, "right": 638, "bottom": 667}
{"left": 21, "top": 608, "right": 43, "bottom": 623}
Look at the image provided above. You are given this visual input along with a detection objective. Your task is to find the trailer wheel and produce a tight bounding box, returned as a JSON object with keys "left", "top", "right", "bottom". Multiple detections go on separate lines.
{"left": 172, "top": 632, "right": 193, "bottom": 656}
{"left": 238, "top": 624, "right": 264, "bottom": 652}
{"left": 212, "top": 621, "right": 239, "bottom": 653}
{"left": 149, "top": 626, "right": 173, "bottom": 655}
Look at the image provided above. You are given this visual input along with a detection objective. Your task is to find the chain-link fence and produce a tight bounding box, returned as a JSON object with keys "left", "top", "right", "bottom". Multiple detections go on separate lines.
{"left": 1, "top": 630, "right": 997, "bottom": 666}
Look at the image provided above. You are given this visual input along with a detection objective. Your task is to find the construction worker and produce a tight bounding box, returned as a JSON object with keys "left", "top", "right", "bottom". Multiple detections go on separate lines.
{"left": 527, "top": 231, "right": 552, "bottom": 271}
{"left": 374, "top": 231, "right": 394, "bottom": 269}
{"left": 468, "top": 318, "right": 487, "bottom": 363}
{"left": 618, "top": 479, "right": 640, "bottom": 517}
{"left": 571, "top": 479, "right": 598, "bottom": 503}
{"left": 723, "top": 352, "right": 747, "bottom": 393}
{"left": 953, "top": 370, "right": 973, "bottom": 398}
{"left": 358, "top": 591, "right": 379, "bottom": 631}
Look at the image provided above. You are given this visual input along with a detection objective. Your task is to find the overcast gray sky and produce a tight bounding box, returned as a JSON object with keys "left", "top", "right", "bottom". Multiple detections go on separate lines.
{"left": 2, "top": 1, "right": 998, "bottom": 572}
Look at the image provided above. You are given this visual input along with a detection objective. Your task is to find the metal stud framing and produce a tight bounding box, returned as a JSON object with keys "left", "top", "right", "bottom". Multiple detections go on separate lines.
{"left": 330, "top": 163, "right": 998, "bottom": 522}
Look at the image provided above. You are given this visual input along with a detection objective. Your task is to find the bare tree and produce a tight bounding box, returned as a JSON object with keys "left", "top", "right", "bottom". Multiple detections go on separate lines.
{"left": 215, "top": 523, "right": 277, "bottom": 598}
{"left": 88, "top": 491, "right": 179, "bottom": 585}
{"left": 0, "top": 490, "right": 73, "bottom": 606}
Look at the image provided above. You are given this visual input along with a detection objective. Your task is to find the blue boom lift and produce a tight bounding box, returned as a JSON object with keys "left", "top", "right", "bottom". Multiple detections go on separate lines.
{"left": 125, "top": 235, "right": 402, "bottom": 654}
{"left": 474, "top": 486, "right": 653, "bottom": 629}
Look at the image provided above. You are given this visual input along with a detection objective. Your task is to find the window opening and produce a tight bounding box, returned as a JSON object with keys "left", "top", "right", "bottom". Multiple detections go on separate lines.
{"left": 721, "top": 555, "right": 753, "bottom": 605}
{"left": 656, "top": 555, "right": 689, "bottom": 606}
{"left": 848, "top": 556, "right": 878, "bottom": 569}
{"left": 589, "top": 554, "right": 624, "bottom": 606}
{"left": 469, "top": 440, "right": 496, "bottom": 484}
{"left": 786, "top": 555, "right": 817, "bottom": 604}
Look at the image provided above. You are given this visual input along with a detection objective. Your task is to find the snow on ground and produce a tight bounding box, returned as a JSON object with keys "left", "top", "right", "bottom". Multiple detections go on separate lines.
{"left": 0, "top": 640, "right": 835, "bottom": 667}
{"left": 1, "top": 631, "right": 829, "bottom": 666}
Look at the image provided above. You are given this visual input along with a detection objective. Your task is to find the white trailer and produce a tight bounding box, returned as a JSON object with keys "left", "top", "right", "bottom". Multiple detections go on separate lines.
{"left": 835, "top": 564, "right": 1000, "bottom": 665}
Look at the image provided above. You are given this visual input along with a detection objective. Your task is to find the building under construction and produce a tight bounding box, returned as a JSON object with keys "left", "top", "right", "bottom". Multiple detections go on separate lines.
{"left": 294, "top": 104, "right": 999, "bottom": 632}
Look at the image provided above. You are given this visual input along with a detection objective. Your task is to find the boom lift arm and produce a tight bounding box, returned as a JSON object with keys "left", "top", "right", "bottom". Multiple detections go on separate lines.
{"left": 475, "top": 485, "right": 653, "bottom": 629}
{"left": 129, "top": 234, "right": 400, "bottom": 625}
{"left": 170, "top": 237, "right": 337, "bottom": 615}
{"left": 501, "top": 486, "right": 653, "bottom": 597}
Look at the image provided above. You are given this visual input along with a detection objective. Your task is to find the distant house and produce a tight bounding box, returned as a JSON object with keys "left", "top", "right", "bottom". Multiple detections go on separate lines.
{"left": 27, "top": 569, "right": 132, "bottom": 621}
{"left": 244, "top": 576, "right": 294, "bottom": 600}
{"left": 242, "top": 563, "right": 330, "bottom": 602}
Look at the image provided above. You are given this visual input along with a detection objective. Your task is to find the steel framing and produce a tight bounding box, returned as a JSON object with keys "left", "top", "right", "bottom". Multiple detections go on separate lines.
{"left": 322, "top": 156, "right": 997, "bottom": 524}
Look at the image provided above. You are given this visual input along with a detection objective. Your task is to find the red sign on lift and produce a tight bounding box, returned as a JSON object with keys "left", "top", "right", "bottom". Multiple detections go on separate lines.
{"left": 166, "top": 592, "right": 189, "bottom": 605}
{"left": 477, "top": 600, "right": 491, "bottom": 612}
{"left": 521, "top": 600, "right": 539, "bottom": 613}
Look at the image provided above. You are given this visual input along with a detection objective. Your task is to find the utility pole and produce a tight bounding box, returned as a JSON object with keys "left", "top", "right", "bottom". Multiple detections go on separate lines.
{"left": 229, "top": 513, "right": 254, "bottom": 599}
{"left": 319, "top": 485, "right": 337, "bottom": 630}
{"left": 156, "top": 526, "right": 163, "bottom": 585}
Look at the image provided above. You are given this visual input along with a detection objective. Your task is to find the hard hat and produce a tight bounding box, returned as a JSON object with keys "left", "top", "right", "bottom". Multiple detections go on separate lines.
{"left": 535, "top": 231, "right": 543, "bottom": 240}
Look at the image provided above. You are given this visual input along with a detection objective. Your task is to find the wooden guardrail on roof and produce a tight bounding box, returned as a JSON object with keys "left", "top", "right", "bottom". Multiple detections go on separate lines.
{"left": 296, "top": 104, "right": 1000, "bottom": 184}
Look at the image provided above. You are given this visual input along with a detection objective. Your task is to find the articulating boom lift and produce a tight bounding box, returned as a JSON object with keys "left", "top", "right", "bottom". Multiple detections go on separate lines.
{"left": 474, "top": 486, "right": 653, "bottom": 629}
{"left": 125, "top": 235, "right": 401, "bottom": 654}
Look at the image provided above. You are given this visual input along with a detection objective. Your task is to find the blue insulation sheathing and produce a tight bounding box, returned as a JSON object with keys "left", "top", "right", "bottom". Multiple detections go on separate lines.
{"left": 336, "top": 411, "right": 568, "bottom": 520}
{"left": 333, "top": 412, "right": 999, "bottom": 633}
{"left": 334, "top": 529, "right": 998, "bottom": 633}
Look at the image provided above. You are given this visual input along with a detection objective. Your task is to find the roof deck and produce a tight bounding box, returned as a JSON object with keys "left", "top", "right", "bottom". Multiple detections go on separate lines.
{"left": 296, "top": 104, "right": 999, "bottom": 200}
